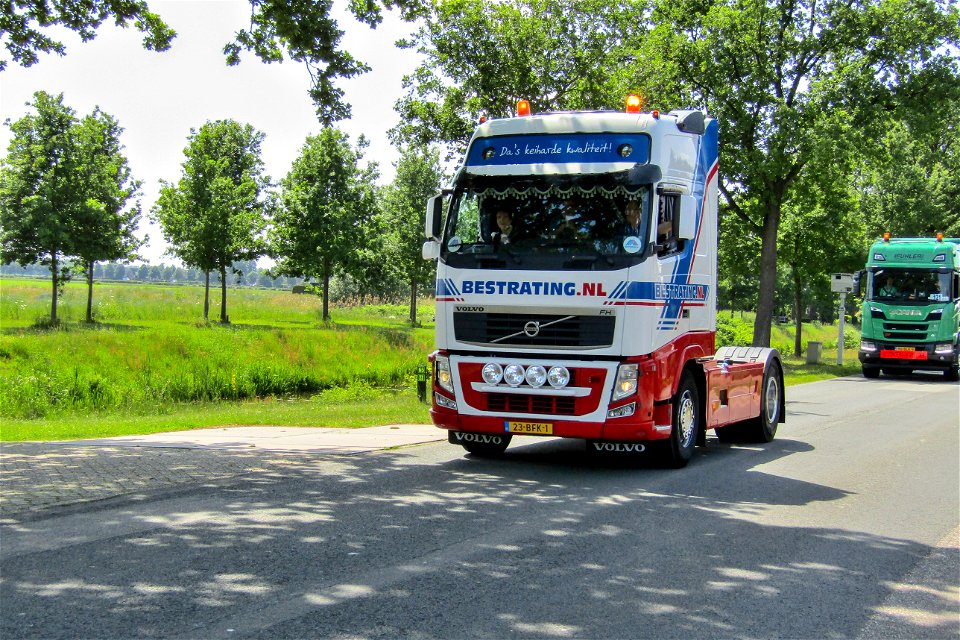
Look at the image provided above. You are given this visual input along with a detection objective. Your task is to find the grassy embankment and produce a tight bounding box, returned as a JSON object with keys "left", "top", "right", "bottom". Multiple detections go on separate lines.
{"left": 0, "top": 278, "right": 435, "bottom": 440}
{"left": 0, "top": 278, "right": 861, "bottom": 441}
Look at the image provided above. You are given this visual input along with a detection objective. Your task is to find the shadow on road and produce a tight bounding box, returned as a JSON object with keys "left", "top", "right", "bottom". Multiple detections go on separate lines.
{"left": 1, "top": 434, "right": 955, "bottom": 640}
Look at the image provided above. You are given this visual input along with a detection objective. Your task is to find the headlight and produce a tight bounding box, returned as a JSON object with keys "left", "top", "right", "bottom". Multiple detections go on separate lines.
{"left": 525, "top": 365, "right": 547, "bottom": 388}
{"left": 860, "top": 340, "right": 877, "bottom": 352}
{"left": 935, "top": 342, "right": 955, "bottom": 354}
{"left": 435, "top": 356, "right": 454, "bottom": 393}
{"left": 503, "top": 364, "right": 525, "bottom": 387}
{"left": 547, "top": 366, "right": 570, "bottom": 389}
{"left": 612, "top": 363, "right": 639, "bottom": 401}
{"left": 435, "top": 392, "right": 457, "bottom": 410}
{"left": 608, "top": 402, "right": 636, "bottom": 419}
{"left": 482, "top": 362, "right": 504, "bottom": 385}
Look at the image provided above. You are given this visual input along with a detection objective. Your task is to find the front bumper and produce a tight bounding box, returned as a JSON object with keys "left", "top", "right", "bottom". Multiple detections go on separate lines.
{"left": 428, "top": 406, "right": 670, "bottom": 442}
{"left": 858, "top": 341, "right": 959, "bottom": 371}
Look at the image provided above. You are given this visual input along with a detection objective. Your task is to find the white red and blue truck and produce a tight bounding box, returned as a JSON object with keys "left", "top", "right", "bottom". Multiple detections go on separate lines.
{"left": 422, "top": 98, "right": 785, "bottom": 467}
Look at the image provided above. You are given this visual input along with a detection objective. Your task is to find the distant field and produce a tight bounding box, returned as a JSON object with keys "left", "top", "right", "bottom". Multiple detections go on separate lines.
{"left": 1, "top": 277, "right": 862, "bottom": 441}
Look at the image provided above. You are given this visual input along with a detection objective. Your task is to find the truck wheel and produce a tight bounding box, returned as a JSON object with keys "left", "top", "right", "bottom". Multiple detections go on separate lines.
{"left": 750, "top": 359, "right": 782, "bottom": 443}
{"left": 945, "top": 366, "right": 959, "bottom": 382}
{"left": 461, "top": 435, "right": 512, "bottom": 457}
{"left": 862, "top": 365, "right": 880, "bottom": 379}
{"left": 661, "top": 371, "right": 699, "bottom": 468}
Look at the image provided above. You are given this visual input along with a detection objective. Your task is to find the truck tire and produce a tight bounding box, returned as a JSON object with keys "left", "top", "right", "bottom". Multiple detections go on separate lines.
{"left": 750, "top": 359, "right": 782, "bottom": 443}
{"left": 660, "top": 371, "right": 699, "bottom": 468}
{"left": 946, "top": 366, "right": 959, "bottom": 382}
{"left": 862, "top": 365, "right": 880, "bottom": 379}
{"left": 715, "top": 359, "right": 782, "bottom": 444}
{"left": 461, "top": 435, "right": 512, "bottom": 457}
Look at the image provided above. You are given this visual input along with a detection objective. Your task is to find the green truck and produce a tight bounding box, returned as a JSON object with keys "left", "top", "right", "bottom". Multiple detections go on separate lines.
{"left": 855, "top": 235, "right": 960, "bottom": 381}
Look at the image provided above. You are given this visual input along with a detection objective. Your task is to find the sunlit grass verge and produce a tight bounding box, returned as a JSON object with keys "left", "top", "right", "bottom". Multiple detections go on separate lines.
{"left": 1, "top": 324, "right": 432, "bottom": 419}
{"left": 0, "top": 385, "right": 432, "bottom": 441}
{"left": 781, "top": 349, "right": 863, "bottom": 385}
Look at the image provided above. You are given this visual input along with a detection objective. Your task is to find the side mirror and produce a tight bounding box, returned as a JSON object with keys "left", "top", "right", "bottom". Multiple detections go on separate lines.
{"left": 425, "top": 194, "right": 444, "bottom": 240}
{"left": 853, "top": 270, "right": 865, "bottom": 297}
{"left": 677, "top": 195, "right": 697, "bottom": 240}
{"left": 422, "top": 239, "right": 440, "bottom": 261}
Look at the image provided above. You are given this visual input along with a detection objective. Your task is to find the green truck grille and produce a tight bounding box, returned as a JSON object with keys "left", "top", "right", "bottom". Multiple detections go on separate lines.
{"left": 881, "top": 321, "right": 929, "bottom": 340}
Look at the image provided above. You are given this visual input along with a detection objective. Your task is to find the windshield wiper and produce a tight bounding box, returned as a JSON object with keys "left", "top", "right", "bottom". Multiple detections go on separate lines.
{"left": 562, "top": 249, "right": 614, "bottom": 269}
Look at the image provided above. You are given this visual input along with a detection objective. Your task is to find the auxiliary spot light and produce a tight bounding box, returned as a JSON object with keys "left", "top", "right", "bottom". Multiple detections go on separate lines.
{"left": 482, "top": 362, "right": 504, "bottom": 385}
{"left": 503, "top": 364, "right": 526, "bottom": 387}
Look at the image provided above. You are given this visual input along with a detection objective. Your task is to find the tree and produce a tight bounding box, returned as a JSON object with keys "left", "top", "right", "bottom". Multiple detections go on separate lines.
{"left": 856, "top": 98, "right": 960, "bottom": 238}
{"left": 71, "top": 108, "right": 143, "bottom": 322}
{"left": 0, "top": 0, "right": 176, "bottom": 71}
{"left": 1, "top": 1, "right": 427, "bottom": 124}
{"left": 779, "top": 167, "right": 865, "bottom": 356}
{"left": 392, "top": 0, "right": 646, "bottom": 154}
{"left": 629, "top": 0, "right": 959, "bottom": 346}
{"left": 1, "top": 91, "right": 83, "bottom": 323}
{"left": 153, "top": 120, "right": 270, "bottom": 322}
{"left": 379, "top": 146, "right": 444, "bottom": 323}
{"left": 271, "top": 128, "right": 378, "bottom": 321}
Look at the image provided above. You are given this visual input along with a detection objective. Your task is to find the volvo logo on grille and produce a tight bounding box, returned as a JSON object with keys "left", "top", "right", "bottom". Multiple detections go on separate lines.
{"left": 523, "top": 321, "right": 540, "bottom": 337}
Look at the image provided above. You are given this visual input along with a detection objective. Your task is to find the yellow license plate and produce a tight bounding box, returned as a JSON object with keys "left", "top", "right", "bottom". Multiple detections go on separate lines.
{"left": 506, "top": 421, "right": 553, "bottom": 435}
{"left": 895, "top": 346, "right": 915, "bottom": 351}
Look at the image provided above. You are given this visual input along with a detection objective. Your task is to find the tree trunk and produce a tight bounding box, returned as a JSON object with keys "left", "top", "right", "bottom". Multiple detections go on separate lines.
{"left": 219, "top": 265, "right": 228, "bottom": 323}
{"left": 322, "top": 255, "right": 331, "bottom": 322}
{"left": 409, "top": 279, "right": 418, "bottom": 325}
{"left": 50, "top": 254, "right": 59, "bottom": 324}
{"left": 792, "top": 261, "right": 802, "bottom": 358}
{"left": 203, "top": 270, "right": 210, "bottom": 320}
{"left": 752, "top": 200, "right": 781, "bottom": 347}
{"left": 86, "top": 261, "right": 95, "bottom": 323}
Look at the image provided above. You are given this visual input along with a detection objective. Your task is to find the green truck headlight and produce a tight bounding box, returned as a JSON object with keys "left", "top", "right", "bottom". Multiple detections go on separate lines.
{"left": 934, "top": 342, "right": 954, "bottom": 354}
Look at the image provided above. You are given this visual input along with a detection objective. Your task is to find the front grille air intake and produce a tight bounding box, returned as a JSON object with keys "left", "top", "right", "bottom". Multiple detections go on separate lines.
{"left": 454, "top": 313, "right": 615, "bottom": 348}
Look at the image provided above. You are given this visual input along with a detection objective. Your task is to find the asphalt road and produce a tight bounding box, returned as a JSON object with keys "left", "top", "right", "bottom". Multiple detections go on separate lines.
{"left": 2, "top": 375, "right": 958, "bottom": 639}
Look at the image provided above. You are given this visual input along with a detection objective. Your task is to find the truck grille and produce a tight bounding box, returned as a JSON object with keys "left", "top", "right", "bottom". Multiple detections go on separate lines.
{"left": 486, "top": 394, "right": 577, "bottom": 415}
{"left": 453, "top": 313, "right": 615, "bottom": 347}
{"left": 881, "top": 321, "right": 929, "bottom": 341}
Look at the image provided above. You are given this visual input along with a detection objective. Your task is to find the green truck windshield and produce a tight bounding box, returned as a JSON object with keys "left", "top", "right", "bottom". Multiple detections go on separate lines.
{"left": 868, "top": 268, "right": 953, "bottom": 304}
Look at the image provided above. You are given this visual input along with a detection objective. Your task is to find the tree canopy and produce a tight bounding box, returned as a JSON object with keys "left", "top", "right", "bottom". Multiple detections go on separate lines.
{"left": 632, "top": 0, "right": 959, "bottom": 345}
{"left": 1, "top": 0, "right": 427, "bottom": 124}
{"left": 379, "top": 145, "right": 444, "bottom": 323}
{"left": 1, "top": 91, "right": 141, "bottom": 323}
{"left": 0, "top": 0, "right": 176, "bottom": 71}
{"left": 271, "top": 128, "right": 378, "bottom": 321}
{"left": 392, "top": 0, "right": 645, "bottom": 153}
{"left": 152, "top": 119, "right": 270, "bottom": 322}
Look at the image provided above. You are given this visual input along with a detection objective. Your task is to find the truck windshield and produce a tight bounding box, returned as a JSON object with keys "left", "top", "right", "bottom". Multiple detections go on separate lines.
{"left": 441, "top": 176, "right": 652, "bottom": 270}
{"left": 869, "top": 268, "right": 953, "bottom": 303}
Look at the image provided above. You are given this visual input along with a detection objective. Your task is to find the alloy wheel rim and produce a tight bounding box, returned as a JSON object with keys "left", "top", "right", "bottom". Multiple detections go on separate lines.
{"left": 764, "top": 376, "right": 779, "bottom": 424}
{"left": 678, "top": 390, "right": 696, "bottom": 446}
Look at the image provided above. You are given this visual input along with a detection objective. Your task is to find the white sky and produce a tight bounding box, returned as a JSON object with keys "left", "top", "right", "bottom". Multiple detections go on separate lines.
{"left": 0, "top": 0, "right": 423, "bottom": 263}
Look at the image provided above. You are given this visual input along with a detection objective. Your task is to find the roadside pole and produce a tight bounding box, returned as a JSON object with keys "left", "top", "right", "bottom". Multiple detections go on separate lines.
{"left": 838, "top": 292, "right": 846, "bottom": 365}
{"left": 831, "top": 273, "right": 854, "bottom": 366}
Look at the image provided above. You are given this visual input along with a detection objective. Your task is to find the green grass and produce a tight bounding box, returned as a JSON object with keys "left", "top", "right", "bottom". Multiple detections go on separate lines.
{"left": 1, "top": 278, "right": 435, "bottom": 437}
{"left": 0, "top": 387, "right": 431, "bottom": 441}
{"left": 781, "top": 349, "right": 863, "bottom": 385}
{"left": 1, "top": 277, "right": 864, "bottom": 441}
